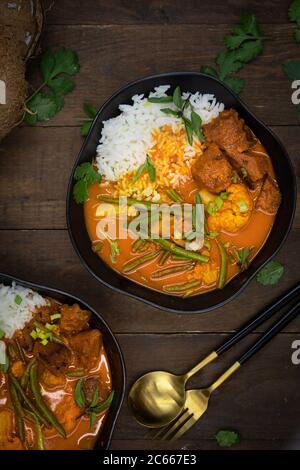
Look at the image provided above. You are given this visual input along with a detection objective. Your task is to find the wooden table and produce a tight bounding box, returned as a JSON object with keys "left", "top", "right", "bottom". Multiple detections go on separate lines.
{"left": 0, "top": 0, "right": 299, "bottom": 450}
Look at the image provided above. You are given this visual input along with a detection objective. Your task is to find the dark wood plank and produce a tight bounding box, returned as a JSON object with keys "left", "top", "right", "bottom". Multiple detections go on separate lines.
{"left": 0, "top": 228, "right": 299, "bottom": 333}
{"left": 24, "top": 23, "right": 300, "bottom": 126}
{"left": 0, "top": 126, "right": 298, "bottom": 230}
{"left": 45, "top": 0, "right": 292, "bottom": 25}
{"left": 111, "top": 333, "right": 300, "bottom": 446}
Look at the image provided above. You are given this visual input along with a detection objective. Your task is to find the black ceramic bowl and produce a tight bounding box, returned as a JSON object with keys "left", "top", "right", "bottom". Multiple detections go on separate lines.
{"left": 0, "top": 273, "right": 125, "bottom": 449}
{"left": 67, "top": 72, "right": 296, "bottom": 314}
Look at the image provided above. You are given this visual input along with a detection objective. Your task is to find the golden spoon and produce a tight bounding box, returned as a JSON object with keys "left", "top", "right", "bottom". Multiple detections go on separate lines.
{"left": 128, "top": 285, "right": 300, "bottom": 428}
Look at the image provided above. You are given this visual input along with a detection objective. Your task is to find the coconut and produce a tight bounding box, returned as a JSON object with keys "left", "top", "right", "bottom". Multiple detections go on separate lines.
{"left": 0, "top": 0, "right": 44, "bottom": 140}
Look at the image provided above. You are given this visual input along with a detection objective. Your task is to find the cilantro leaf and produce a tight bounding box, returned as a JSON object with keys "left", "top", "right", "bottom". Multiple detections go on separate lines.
{"left": 283, "top": 60, "right": 300, "bottom": 80}
{"left": 25, "top": 47, "right": 80, "bottom": 125}
{"left": 83, "top": 103, "right": 97, "bottom": 119}
{"left": 223, "top": 76, "right": 245, "bottom": 94}
{"left": 48, "top": 76, "right": 75, "bottom": 95}
{"left": 256, "top": 260, "right": 284, "bottom": 286}
{"left": 81, "top": 121, "right": 93, "bottom": 136}
{"left": 215, "top": 430, "right": 240, "bottom": 448}
{"left": 25, "top": 92, "right": 63, "bottom": 122}
{"left": 73, "top": 162, "right": 101, "bottom": 204}
{"left": 232, "top": 246, "right": 253, "bottom": 270}
{"left": 200, "top": 65, "right": 219, "bottom": 78}
{"left": 289, "top": 0, "right": 300, "bottom": 25}
{"left": 201, "top": 11, "right": 264, "bottom": 94}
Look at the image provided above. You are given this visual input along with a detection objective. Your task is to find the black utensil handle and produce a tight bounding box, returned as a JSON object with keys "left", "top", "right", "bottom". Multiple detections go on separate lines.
{"left": 216, "top": 283, "right": 300, "bottom": 356}
{"left": 238, "top": 301, "right": 300, "bottom": 365}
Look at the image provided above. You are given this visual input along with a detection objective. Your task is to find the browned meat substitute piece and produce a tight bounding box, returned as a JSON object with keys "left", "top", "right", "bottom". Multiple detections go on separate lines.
{"left": 256, "top": 177, "right": 281, "bottom": 214}
{"left": 191, "top": 143, "right": 233, "bottom": 193}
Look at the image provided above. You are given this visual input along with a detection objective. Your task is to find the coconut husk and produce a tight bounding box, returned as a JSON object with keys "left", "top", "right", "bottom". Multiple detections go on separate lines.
{"left": 0, "top": 0, "right": 44, "bottom": 140}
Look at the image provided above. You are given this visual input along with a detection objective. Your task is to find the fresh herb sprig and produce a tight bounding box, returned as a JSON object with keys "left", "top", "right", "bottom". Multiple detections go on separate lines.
{"left": 149, "top": 86, "right": 204, "bottom": 145}
{"left": 80, "top": 103, "right": 97, "bottom": 136}
{"left": 75, "top": 378, "right": 114, "bottom": 429}
{"left": 201, "top": 11, "right": 265, "bottom": 94}
{"left": 73, "top": 162, "right": 101, "bottom": 204}
{"left": 215, "top": 430, "right": 240, "bottom": 448}
{"left": 289, "top": 0, "right": 300, "bottom": 42}
{"left": 256, "top": 260, "right": 284, "bottom": 285}
{"left": 24, "top": 48, "right": 80, "bottom": 124}
{"left": 232, "top": 246, "right": 253, "bottom": 271}
{"left": 132, "top": 155, "right": 156, "bottom": 184}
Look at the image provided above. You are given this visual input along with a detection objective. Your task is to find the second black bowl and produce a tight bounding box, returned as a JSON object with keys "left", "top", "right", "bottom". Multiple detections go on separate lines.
{"left": 67, "top": 72, "right": 296, "bottom": 314}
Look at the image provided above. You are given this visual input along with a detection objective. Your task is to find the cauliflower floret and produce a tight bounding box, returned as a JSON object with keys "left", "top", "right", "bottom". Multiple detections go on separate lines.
{"left": 190, "top": 262, "right": 219, "bottom": 286}
{"left": 207, "top": 184, "right": 253, "bottom": 233}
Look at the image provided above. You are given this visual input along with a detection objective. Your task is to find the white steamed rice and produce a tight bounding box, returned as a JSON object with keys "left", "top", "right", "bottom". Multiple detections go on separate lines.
{"left": 0, "top": 282, "right": 47, "bottom": 339}
{"left": 96, "top": 85, "right": 224, "bottom": 182}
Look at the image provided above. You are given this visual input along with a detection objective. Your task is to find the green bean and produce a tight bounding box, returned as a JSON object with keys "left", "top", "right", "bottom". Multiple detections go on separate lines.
{"left": 164, "top": 280, "right": 201, "bottom": 293}
{"left": 24, "top": 410, "right": 45, "bottom": 450}
{"left": 171, "top": 254, "right": 187, "bottom": 261}
{"left": 182, "top": 288, "right": 197, "bottom": 298}
{"left": 154, "top": 238, "right": 209, "bottom": 263}
{"left": 216, "top": 239, "right": 228, "bottom": 289}
{"left": 158, "top": 251, "right": 170, "bottom": 266}
{"left": 9, "top": 374, "right": 49, "bottom": 426}
{"left": 97, "top": 195, "right": 153, "bottom": 210}
{"left": 9, "top": 381, "right": 25, "bottom": 443}
{"left": 15, "top": 338, "right": 26, "bottom": 363}
{"left": 152, "top": 263, "right": 194, "bottom": 279}
{"left": 21, "top": 358, "right": 34, "bottom": 389}
{"left": 30, "top": 362, "right": 66, "bottom": 438}
{"left": 123, "top": 250, "right": 161, "bottom": 273}
{"left": 66, "top": 369, "right": 85, "bottom": 378}
{"left": 166, "top": 188, "right": 183, "bottom": 203}
{"left": 132, "top": 239, "right": 145, "bottom": 252}
{"left": 7, "top": 343, "right": 18, "bottom": 361}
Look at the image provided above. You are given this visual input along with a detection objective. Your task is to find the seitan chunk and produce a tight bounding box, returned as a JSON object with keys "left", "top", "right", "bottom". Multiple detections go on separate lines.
{"left": 226, "top": 149, "right": 268, "bottom": 186}
{"left": 68, "top": 329, "right": 102, "bottom": 371}
{"left": 203, "top": 109, "right": 251, "bottom": 153}
{"left": 192, "top": 143, "right": 233, "bottom": 193}
{"left": 256, "top": 177, "right": 281, "bottom": 214}
{"left": 59, "top": 304, "right": 91, "bottom": 336}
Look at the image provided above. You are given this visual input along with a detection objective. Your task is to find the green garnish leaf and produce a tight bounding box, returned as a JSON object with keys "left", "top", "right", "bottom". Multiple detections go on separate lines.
{"left": 132, "top": 155, "right": 156, "bottom": 184}
{"left": 191, "top": 111, "right": 204, "bottom": 142}
{"left": 0, "top": 329, "right": 5, "bottom": 339}
{"left": 50, "top": 313, "right": 61, "bottom": 321}
{"left": 80, "top": 103, "right": 98, "bottom": 136}
{"left": 45, "top": 323, "right": 56, "bottom": 331}
{"left": 73, "top": 162, "right": 101, "bottom": 204}
{"left": 160, "top": 108, "right": 180, "bottom": 116}
{"left": 209, "top": 231, "right": 219, "bottom": 238}
{"left": 89, "top": 411, "right": 97, "bottom": 429}
{"left": 183, "top": 117, "right": 193, "bottom": 145}
{"left": 215, "top": 430, "right": 240, "bottom": 448}
{"left": 201, "top": 65, "right": 219, "bottom": 78}
{"left": 75, "top": 378, "right": 86, "bottom": 409}
{"left": 90, "top": 386, "right": 99, "bottom": 408}
{"left": 173, "top": 86, "right": 183, "bottom": 109}
{"left": 220, "top": 191, "right": 229, "bottom": 200}
{"left": 25, "top": 48, "right": 80, "bottom": 124}
{"left": 283, "top": 60, "right": 300, "bottom": 80}
{"left": 289, "top": 0, "right": 300, "bottom": 42}
{"left": 92, "top": 242, "right": 103, "bottom": 253}
{"left": 201, "top": 11, "right": 265, "bottom": 94}
{"left": 233, "top": 246, "right": 253, "bottom": 270}
{"left": 256, "top": 260, "right": 284, "bottom": 286}
{"left": 15, "top": 294, "right": 22, "bottom": 306}
{"left": 91, "top": 390, "right": 114, "bottom": 414}
{"left": 148, "top": 96, "right": 173, "bottom": 103}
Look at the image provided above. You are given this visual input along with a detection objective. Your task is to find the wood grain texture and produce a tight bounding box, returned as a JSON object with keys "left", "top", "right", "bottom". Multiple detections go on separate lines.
{"left": 0, "top": 228, "right": 299, "bottom": 334}
{"left": 0, "top": 126, "right": 299, "bottom": 230}
{"left": 113, "top": 333, "right": 300, "bottom": 447}
{"left": 0, "top": 0, "right": 299, "bottom": 450}
{"left": 23, "top": 23, "right": 300, "bottom": 126}
{"left": 45, "top": 0, "right": 292, "bottom": 25}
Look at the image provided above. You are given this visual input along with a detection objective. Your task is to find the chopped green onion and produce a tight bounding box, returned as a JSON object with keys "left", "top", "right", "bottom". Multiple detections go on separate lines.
{"left": 204, "top": 240, "right": 212, "bottom": 250}
{"left": 0, "top": 329, "right": 5, "bottom": 339}
{"left": 50, "top": 313, "right": 61, "bottom": 321}
{"left": 241, "top": 167, "right": 248, "bottom": 178}
{"left": 40, "top": 339, "right": 48, "bottom": 346}
{"left": 207, "top": 201, "right": 216, "bottom": 215}
{"left": 209, "top": 231, "right": 219, "bottom": 238}
{"left": 45, "top": 323, "right": 55, "bottom": 331}
{"left": 215, "top": 196, "right": 224, "bottom": 210}
{"left": 15, "top": 295, "right": 22, "bottom": 305}
{"left": 220, "top": 191, "right": 229, "bottom": 200}
{"left": 92, "top": 242, "right": 103, "bottom": 253}
{"left": 30, "top": 330, "right": 38, "bottom": 340}
{"left": 237, "top": 200, "right": 249, "bottom": 213}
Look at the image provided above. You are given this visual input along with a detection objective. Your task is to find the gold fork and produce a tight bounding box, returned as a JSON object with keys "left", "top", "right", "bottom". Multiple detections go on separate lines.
{"left": 155, "top": 300, "right": 300, "bottom": 441}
